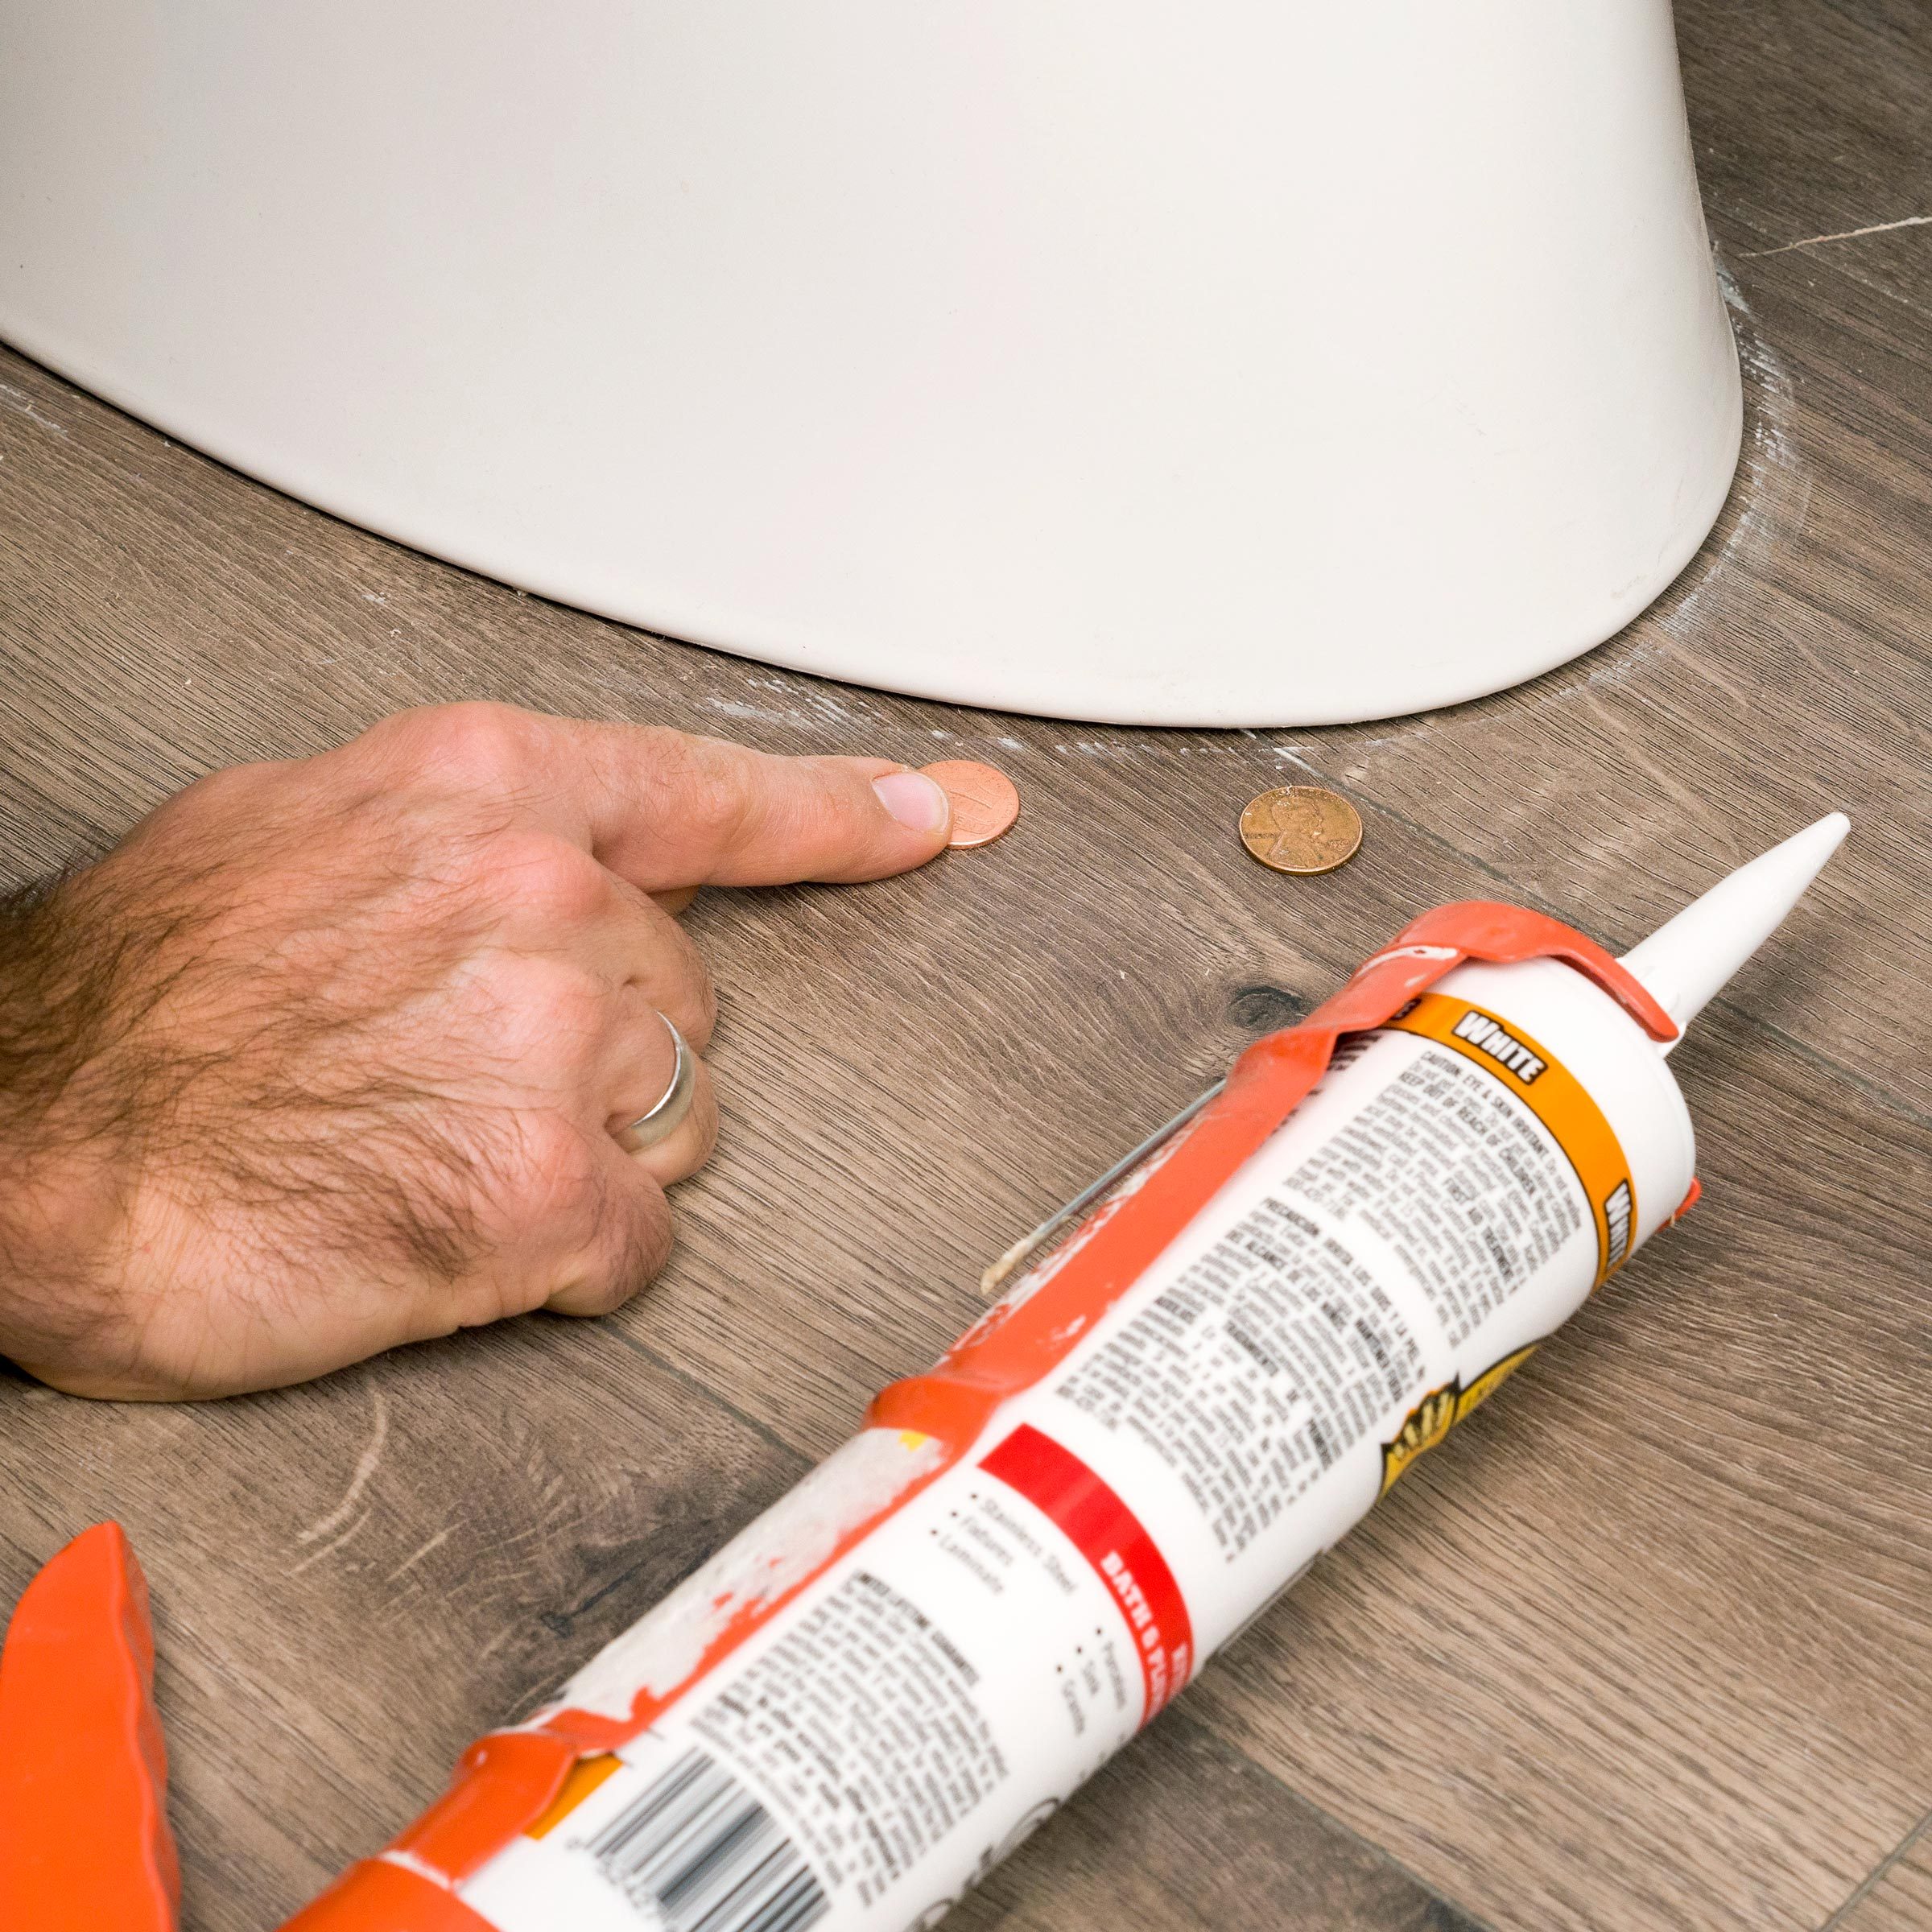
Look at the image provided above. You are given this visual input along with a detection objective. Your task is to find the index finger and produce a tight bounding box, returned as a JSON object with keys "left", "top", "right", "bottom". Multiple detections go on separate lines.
{"left": 542, "top": 720, "right": 955, "bottom": 891}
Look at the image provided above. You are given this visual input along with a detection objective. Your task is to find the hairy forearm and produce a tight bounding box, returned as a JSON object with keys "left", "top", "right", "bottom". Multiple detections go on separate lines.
{"left": 0, "top": 869, "right": 148, "bottom": 1381}
{"left": 0, "top": 840, "right": 515, "bottom": 1397}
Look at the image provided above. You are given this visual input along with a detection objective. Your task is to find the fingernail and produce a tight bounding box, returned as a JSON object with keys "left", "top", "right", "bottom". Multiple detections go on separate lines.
{"left": 873, "top": 770, "right": 951, "bottom": 835}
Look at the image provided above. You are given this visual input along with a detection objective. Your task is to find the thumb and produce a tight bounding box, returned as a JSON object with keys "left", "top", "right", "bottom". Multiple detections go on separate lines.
{"left": 552, "top": 725, "right": 955, "bottom": 889}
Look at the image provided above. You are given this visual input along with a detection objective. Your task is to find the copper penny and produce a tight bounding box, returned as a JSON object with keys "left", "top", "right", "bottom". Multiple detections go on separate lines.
{"left": 923, "top": 759, "right": 1021, "bottom": 848}
{"left": 1238, "top": 784, "right": 1363, "bottom": 874}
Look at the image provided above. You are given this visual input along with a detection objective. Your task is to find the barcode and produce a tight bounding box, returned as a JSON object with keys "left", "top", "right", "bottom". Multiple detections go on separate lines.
{"left": 588, "top": 1745, "right": 830, "bottom": 1932}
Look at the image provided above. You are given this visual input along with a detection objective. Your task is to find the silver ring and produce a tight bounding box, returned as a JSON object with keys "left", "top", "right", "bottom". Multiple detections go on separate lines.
{"left": 619, "top": 1013, "right": 698, "bottom": 1151}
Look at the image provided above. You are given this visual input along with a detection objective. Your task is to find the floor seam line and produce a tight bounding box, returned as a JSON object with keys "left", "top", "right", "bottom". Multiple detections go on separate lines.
{"left": 599, "top": 1319, "right": 815, "bottom": 1468}
{"left": 1164, "top": 1708, "right": 1504, "bottom": 1932}
{"left": 1816, "top": 1802, "right": 1932, "bottom": 1930}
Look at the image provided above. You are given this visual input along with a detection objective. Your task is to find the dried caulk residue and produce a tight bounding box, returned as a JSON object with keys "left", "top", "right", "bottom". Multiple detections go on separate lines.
{"left": 0, "top": 380, "right": 71, "bottom": 440}
{"left": 699, "top": 667, "right": 888, "bottom": 736}
{"left": 1649, "top": 264, "right": 1812, "bottom": 645}
{"left": 547, "top": 1428, "right": 946, "bottom": 1723}
{"left": 968, "top": 1115, "right": 1200, "bottom": 1334}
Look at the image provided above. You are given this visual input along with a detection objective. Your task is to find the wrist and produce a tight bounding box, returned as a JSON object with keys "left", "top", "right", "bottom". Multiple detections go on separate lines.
{"left": 0, "top": 1112, "right": 138, "bottom": 1387}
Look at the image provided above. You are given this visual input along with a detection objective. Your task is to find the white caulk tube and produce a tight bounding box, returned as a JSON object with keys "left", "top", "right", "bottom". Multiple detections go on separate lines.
{"left": 295, "top": 819, "right": 1847, "bottom": 1932}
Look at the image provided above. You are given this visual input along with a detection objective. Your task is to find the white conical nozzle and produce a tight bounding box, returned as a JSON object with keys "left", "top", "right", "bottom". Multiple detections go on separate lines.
{"left": 1620, "top": 814, "right": 1849, "bottom": 1052}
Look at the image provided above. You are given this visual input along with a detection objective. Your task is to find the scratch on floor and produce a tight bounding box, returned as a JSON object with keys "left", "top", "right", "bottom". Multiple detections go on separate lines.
{"left": 386, "top": 1524, "right": 455, "bottom": 1583}
{"left": 1740, "top": 213, "right": 1932, "bottom": 258}
{"left": 295, "top": 1389, "right": 390, "bottom": 1558}
{"left": 0, "top": 380, "right": 72, "bottom": 440}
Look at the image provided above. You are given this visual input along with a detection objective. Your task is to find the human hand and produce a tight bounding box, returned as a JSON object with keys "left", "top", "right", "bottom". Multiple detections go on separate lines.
{"left": 0, "top": 704, "right": 953, "bottom": 1398}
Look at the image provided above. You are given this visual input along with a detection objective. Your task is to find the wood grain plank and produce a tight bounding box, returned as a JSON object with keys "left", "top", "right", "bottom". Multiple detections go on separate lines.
{"left": 1681, "top": 0, "right": 1932, "bottom": 317}
{"left": 947, "top": 1711, "right": 1487, "bottom": 1932}
{"left": 10, "top": 319, "right": 1927, "bottom": 1929}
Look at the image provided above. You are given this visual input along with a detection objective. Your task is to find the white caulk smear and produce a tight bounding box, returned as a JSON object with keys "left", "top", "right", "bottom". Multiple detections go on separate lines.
{"left": 544, "top": 1428, "right": 945, "bottom": 1724}
{"left": 1620, "top": 815, "right": 1850, "bottom": 1051}
{"left": 1648, "top": 266, "right": 1813, "bottom": 650}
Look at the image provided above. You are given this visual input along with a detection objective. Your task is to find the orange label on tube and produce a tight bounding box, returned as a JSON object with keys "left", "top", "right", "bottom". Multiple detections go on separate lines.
{"left": 1382, "top": 992, "right": 1637, "bottom": 1288}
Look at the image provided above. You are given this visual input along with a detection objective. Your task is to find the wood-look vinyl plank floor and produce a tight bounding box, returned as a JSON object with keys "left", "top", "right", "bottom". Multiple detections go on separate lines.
{"left": 2, "top": 3, "right": 1926, "bottom": 1926}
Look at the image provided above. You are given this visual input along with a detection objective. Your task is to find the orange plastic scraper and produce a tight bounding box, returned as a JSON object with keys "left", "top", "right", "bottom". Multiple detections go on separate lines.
{"left": 0, "top": 1521, "right": 180, "bottom": 1932}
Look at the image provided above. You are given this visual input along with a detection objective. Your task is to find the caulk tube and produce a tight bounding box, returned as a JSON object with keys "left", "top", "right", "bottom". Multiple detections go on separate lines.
{"left": 287, "top": 819, "right": 1846, "bottom": 1932}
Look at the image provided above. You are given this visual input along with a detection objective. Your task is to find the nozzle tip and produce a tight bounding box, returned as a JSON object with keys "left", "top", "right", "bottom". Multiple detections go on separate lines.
{"left": 1620, "top": 813, "right": 1848, "bottom": 1046}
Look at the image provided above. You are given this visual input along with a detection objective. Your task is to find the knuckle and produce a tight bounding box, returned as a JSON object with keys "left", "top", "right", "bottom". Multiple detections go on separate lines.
{"left": 472, "top": 954, "right": 610, "bottom": 1060}
{"left": 615, "top": 1187, "right": 676, "bottom": 1287}
{"left": 175, "top": 760, "right": 274, "bottom": 812}
{"left": 649, "top": 734, "right": 754, "bottom": 851}
{"left": 656, "top": 928, "right": 718, "bottom": 1042}
{"left": 373, "top": 702, "right": 548, "bottom": 795}
{"left": 143, "top": 760, "right": 285, "bottom": 847}
{"left": 478, "top": 831, "right": 611, "bottom": 927}
{"left": 551, "top": 1174, "right": 674, "bottom": 1315}
{"left": 497, "top": 1109, "right": 604, "bottom": 1228}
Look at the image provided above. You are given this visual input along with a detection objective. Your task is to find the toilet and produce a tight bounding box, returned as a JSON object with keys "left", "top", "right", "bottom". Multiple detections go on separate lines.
{"left": 0, "top": 1, "right": 1739, "bottom": 724}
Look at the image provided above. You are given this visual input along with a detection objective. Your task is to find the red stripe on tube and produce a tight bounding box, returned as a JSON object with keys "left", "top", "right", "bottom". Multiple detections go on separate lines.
{"left": 979, "top": 1425, "right": 1194, "bottom": 1724}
